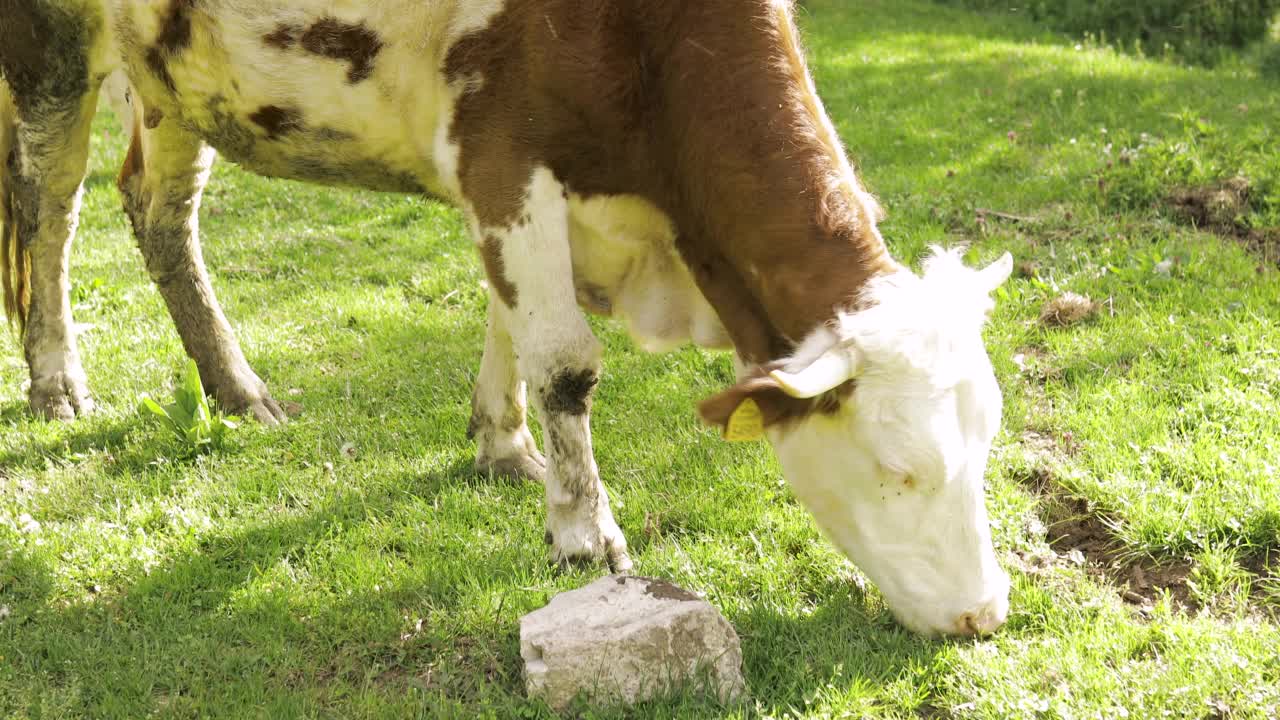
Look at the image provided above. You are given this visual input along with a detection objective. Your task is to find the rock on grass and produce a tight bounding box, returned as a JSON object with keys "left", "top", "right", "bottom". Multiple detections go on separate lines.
{"left": 520, "top": 575, "right": 747, "bottom": 711}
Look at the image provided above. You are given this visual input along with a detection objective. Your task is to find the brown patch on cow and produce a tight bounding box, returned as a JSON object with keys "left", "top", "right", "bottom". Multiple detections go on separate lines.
{"left": 0, "top": 1, "right": 91, "bottom": 103}
{"left": 144, "top": 107, "right": 164, "bottom": 130}
{"left": 543, "top": 369, "right": 598, "bottom": 416}
{"left": 0, "top": 1, "right": 54, "bottom": 100}
{"left": 479, "top": 235, "right": 518, "bottom": 308}
{"left": 146, "top": 0, "right": 196, "bottom": 92}
{"left": 300, "top": 17, "right": 383, "bottom": 84}
{"left": 445, "top": 1, "right": 896, "bottom": 372}
{"left": 443, "top": 14, "right": 534, "bottom": 230}
{"left": 249, "top": 105, "right": 304, "bottom": 140}
{"left": 263, "top": 23, "right": 301, "bottom": 50}
{"left": 116, "top": 125, "right": 147, "bottom": 238}
{"left": 155, "top": 0, "right": 196, "bottom": 52}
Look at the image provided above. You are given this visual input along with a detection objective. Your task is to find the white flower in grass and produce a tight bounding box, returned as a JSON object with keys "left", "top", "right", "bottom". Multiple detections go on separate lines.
{"left": 17, "top": 513, "right": 40, "bottom": 534}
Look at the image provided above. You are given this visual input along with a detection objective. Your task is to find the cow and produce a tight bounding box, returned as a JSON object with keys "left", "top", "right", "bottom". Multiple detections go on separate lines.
{"left": 1, "top": 0, "right": 1014, "bottom": 636}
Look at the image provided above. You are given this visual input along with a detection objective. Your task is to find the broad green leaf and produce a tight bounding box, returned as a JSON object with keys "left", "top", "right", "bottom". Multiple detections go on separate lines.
{"left": 139, "top": 396, "right": 171, "bottom": 422}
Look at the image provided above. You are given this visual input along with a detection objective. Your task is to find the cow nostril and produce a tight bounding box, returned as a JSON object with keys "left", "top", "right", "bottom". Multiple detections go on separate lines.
{"left": 953, "top": 604, "right": 1006, "bottom": 636}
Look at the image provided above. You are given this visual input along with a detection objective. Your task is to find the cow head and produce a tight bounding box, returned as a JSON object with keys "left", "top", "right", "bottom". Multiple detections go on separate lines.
{"left": 702, "top": 248, "right": 1014, "bottom": 636}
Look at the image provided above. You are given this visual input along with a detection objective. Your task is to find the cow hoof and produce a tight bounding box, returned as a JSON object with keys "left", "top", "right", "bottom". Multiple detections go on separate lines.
{"left": 210, "top": 373, "right": 286, "bottom": 425}
{"left": 241, "top": 395, "right": 287, "bottom": 426}
{"left": 473, "top": 424, "right": 545, "bottom": 482}
{"left": 546, "top": 509, "right": 632, "bottom": 574}
{"left": 29, "top": 374, "right": 95, "bottom": 421}
{"left": 476, "top": 450, "right": 547, "bottom": 483}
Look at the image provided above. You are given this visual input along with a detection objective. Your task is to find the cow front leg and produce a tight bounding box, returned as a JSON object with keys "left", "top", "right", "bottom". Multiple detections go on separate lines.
{"left": 474, "top": 168, "right": 631, "bottom": 572}
{"left": 469, "top": 293, "right": 546, "bottom": 481}
{"left": 3, "top": 87, "right": 99, "bottom": 420}
{"left": 117, "top": 114, "right": 284, "bottom": 424}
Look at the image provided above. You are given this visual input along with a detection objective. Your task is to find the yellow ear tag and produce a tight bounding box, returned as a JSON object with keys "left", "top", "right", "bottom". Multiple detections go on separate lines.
{"left": 723, "top": 398, "right": 764, "bottom": 442}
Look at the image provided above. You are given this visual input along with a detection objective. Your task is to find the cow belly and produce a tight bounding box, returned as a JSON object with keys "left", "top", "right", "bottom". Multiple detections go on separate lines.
{"left": 189, "top": 108, "right": 431, "bottom": 195}
{"left": 567, "top": 194, "right": 731, "bottom": 353}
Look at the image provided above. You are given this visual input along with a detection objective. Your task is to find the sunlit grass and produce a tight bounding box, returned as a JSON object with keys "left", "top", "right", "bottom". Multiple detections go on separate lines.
{"left": 3, "top": 1, "right": 1280, "bottom": 717}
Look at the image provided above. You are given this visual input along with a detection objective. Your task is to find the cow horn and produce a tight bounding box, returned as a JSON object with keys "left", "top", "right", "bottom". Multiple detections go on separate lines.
{"left": 768, "top": 346, "right": 861, "bottom": 399}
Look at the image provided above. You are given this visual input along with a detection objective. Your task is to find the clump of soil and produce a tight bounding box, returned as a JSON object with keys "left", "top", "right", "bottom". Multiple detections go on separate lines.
{"left": 1040, "top": 293, "right": 1099, "bottom": 328}
{"left": 1015, "top": 260, "right": 1041, "bottom": 279}
{"left": 1168, "top": 176, "right": 1252, "bottom": 231}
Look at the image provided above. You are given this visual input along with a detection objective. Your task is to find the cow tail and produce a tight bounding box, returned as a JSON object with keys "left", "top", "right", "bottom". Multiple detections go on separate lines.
{"left": 0, "top": 80, "right": 29, "bottom": 335}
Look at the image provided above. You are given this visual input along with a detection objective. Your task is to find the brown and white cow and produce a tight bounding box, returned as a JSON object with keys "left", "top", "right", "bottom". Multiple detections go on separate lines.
{"left": 1, "top": 0, "right": 1013, "bottom": 635}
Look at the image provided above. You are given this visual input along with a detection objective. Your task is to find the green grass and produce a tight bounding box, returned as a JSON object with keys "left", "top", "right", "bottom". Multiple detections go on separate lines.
{"left": 3, "top": 1, "right": 1280, "bottom": 717}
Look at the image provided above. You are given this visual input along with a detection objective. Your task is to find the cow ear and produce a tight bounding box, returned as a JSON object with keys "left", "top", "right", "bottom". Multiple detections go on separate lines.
{"left": 699, "top": 374, "right": 788, "bottom": 442}
{"left": 977, "top": 252, "right": 1014, "bottom": 294}
{"left": 698, "top": 369, "right": 836, "bottom": 441}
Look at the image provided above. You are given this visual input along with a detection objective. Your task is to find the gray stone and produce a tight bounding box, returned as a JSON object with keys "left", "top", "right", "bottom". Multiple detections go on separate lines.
{"left": 520, "top": 575, "right": 747, "bottom": 711}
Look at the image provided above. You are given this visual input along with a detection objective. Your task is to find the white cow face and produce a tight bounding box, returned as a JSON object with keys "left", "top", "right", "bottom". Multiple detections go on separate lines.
{"left": 703, "top": 249, "right": 1014, "bottom": 636}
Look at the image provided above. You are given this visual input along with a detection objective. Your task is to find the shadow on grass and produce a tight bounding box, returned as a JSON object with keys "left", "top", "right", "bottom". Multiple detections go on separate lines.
{"left": 0, "top": 549, "right": 55, "bottom": 626}
{"left": 2, "top": 506, "right": 957, "bottom": 718}
{"left": 733, "top": 576, "right": 949, "bottom": 713}
{"left": 0, "top": 460, "right": 534, "bottom": 715}
{"left": 0, "top": 415, "right": 152, "bottom": 475}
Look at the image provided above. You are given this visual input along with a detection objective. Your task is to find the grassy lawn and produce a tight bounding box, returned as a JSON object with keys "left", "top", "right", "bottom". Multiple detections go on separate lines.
{"left": 3, "top": 0, "right": 1279, "bottom": 717}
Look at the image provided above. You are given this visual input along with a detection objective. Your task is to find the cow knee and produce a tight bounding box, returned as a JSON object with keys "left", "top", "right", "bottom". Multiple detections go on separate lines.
{"left": 541, "top": 367, "right": 598, "bottom": 416}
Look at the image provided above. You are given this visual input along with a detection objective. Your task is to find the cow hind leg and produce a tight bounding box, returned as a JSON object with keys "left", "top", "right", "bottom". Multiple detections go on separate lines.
{"left": 469, "top": 295, "right": 546, "bottom": 482}
{"left": 474, "top": 167, "right": 631, "bottom": 572}
{"left": 2, "top": 82, "right": 99, "bottom": 420}
{"left": 118, "top": 110, "right": 285, "bottom": 424}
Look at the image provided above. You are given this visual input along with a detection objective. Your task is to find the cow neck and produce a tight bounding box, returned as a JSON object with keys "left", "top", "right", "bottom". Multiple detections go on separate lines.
{"left": 644, "top": 1, "right": 899, "bottom": 365}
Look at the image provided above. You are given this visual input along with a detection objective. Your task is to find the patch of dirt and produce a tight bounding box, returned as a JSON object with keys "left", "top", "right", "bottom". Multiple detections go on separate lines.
{"left": 1242, "top": 227, "right": 1280, "bottom": 266}
{"left": 1013, "top": 347, "right": 1063, "bottom": 386}
{"left": 1013, "top": 432, "right": 1197, "bottom": 613}
{"left": 1168, "top": 177, "right": 1252, "bottom": 230}
{"left": 1167, "top": 177, "right": 1280, "bottom": 266}
{"left": 1014, "top": 433, "right": 1280, "bottom": 619}
{"left": 360, "top": 632, "right": 518, "bottom": 702}
{"left": 1042, "top": 495, "right": 1196, "bottom": 613}
{"left": 1242, "top": 546, "right": 1280, "bottom": 579}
